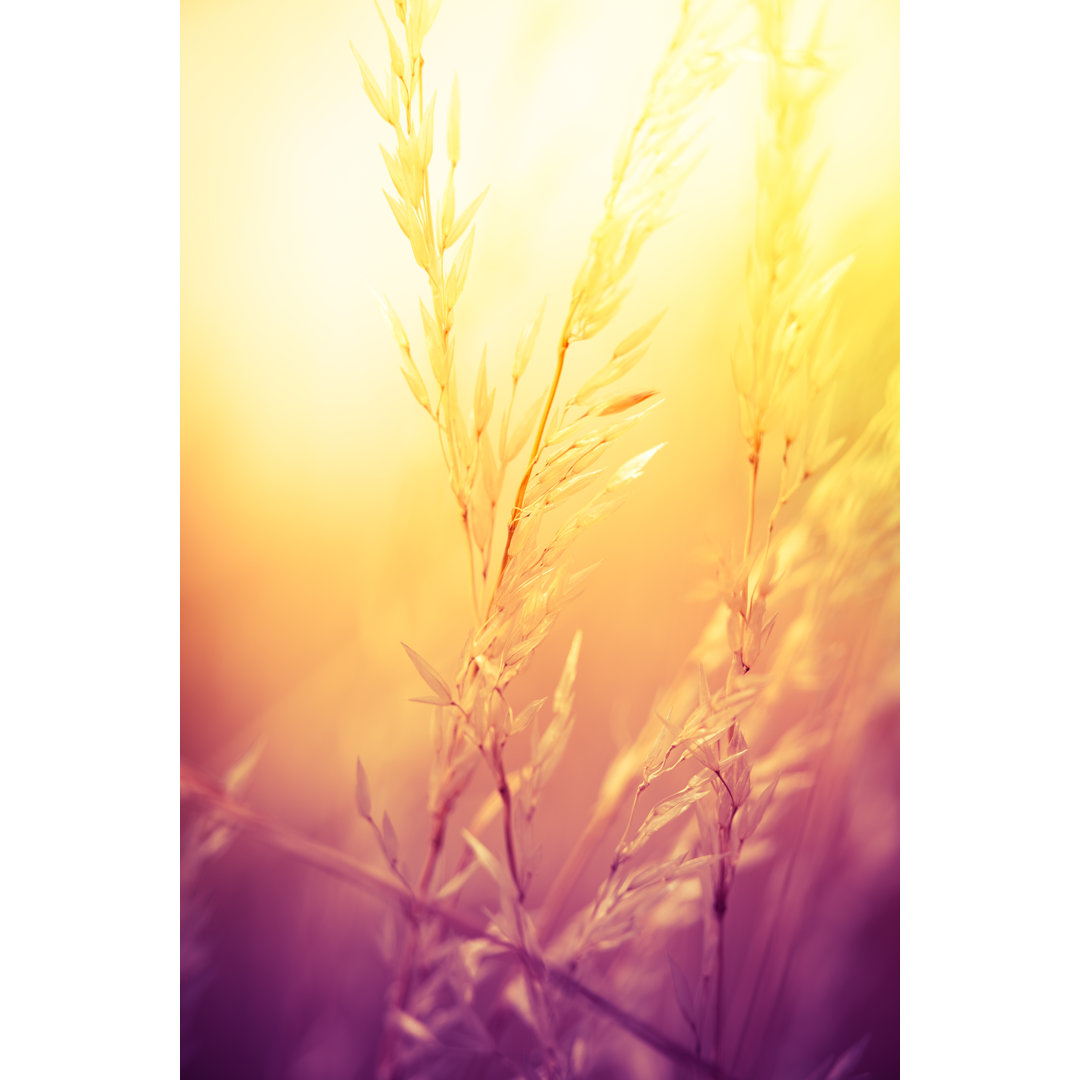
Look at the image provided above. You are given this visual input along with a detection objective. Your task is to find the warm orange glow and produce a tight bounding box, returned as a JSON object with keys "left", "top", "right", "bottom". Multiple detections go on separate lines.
{"left": 182, "top": 1, "right": 898, "bottom": 1075}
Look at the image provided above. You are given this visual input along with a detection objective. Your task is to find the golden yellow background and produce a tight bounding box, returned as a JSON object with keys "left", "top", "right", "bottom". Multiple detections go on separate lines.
{"left": 181, "top": 0, "right": 897, "bottom": 842}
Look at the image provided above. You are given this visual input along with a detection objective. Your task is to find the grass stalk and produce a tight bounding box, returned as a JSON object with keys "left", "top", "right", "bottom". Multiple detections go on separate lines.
{"left": 179, "top": 759, "right": 737, "bottom": 1078}
{"left": 490, "top": 334, "right": 571, "bottom": 603}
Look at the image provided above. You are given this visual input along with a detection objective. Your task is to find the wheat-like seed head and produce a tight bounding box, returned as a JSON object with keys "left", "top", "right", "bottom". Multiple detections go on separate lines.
{"left": 354, "top": 0, "right": 490, "bottom": 521}
{"left": 353, "top": 4, "right": 878, "bottom": 1076}
{"left": 563, "top": 0, "right": 734, "bottom": 349}
{"left": 732, "top": 0, "right": 848, "bottom": 468}
{"left": 356, "top": 3, "right": 740, "bottom": 836}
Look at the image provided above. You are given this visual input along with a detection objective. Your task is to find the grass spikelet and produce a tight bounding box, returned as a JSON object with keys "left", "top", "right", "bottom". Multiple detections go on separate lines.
{"left": 564, "top": 2, "right": 733, "bottom": 346}
{"left": 349, "top": 3, "right": 750, "bottom": 1066}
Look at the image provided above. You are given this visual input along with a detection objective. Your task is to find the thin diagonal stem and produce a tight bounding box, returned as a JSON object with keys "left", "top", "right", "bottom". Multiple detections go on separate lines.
{"left": 179, "top": 760, "right": 740, "bottom": 1079}
{"left": 488, "top": 334, "right": 570, "bottom": 606}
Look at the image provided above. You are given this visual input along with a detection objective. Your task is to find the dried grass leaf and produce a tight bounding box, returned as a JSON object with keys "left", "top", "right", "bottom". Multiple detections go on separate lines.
{"left": 355, "top": 757, "right": 372, "bottom": 819}
{"left": 473, "top": 349, "right": 493, "bottom": 433}
{"left": 509, "top": 698, "right": 545, "bottom": 736}
{"left": 625, "top": 851, "right": 729, "bottom": 893}
{"left": 571, "top": 342, "right": 652, "bottom": 406}
{"left": 434, "top": 859, "right": 479, "bottom": 903}
{"left": 446, "top": 226, "right": 475, "bottom": 309}
{"left": 609, "top": 443, "right": 664, "bottom": 488}
{"left": 381, "top": 811, "right": 399, "bottom": 862}
{"left": 445, "top": 187, "right": 489, "bottom": 249}
{"left": 552, "top": 630, "right": 582, "bottom": 723}
{"left": 596, "top": 389, "right": 659, "bottom": 417}
{"left": 667, "top": 954, "right": 697, "bottom": 1033}
{"left": 402, "top": 642, "right": 454, "bottom": 705}
{"left": 619, "top": 773, "right": 713, "bottom": 863}
{"left": 387, "top": 1008, "right": 437, "bottom": 1044}
{"left": 513, "top": 301, "right": 547, "bottom": 381}
{"left": 350, "top": 41, "right": 391, "bottom": 123}
{"left": 461, "top": 829, "right": 515, "bottom": 896}
{"left": 736, "top": 773, "right": 779, "bottom": 844}
{"left": 503, "top": 393, "right": 545, "bottom": 462}
{"left": 223, "top": 735, "right": 265, "bottom": 795}
{"left": 616, "top": 310, "right": 666, "bottom": 357}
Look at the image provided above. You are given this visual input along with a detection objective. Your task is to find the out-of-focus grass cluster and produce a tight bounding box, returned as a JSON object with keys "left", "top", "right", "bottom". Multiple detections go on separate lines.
{"left": 181, "top": 0, "right": 898, "bottom": 1077}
